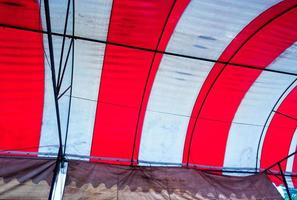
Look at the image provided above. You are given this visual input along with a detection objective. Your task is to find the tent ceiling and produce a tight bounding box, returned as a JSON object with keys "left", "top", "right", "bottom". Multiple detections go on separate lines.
{"left": 0, "top": 0, "right": 297, "bottom": 186}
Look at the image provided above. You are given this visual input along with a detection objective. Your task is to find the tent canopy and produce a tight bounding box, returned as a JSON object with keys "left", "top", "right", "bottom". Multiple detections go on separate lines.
{"left": 0, "top": 0, "right": 297, "bottom": 189}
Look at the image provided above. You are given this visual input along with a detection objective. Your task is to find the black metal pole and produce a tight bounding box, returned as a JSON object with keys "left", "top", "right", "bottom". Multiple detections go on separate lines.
{"left": 131, "top": 0, "right": 177, "bottom": 165}
{"left": 43, "top": 0, "right": 64, "bottom": 156}
{"left": 278, "top": 163, "right": 292, "bottom": 200}
{"left": 256, "top": 78, "right": 297, "bottom": 171}
{"left": 57, "top": 38, "right": 74, "bottom": 92}
{"left": 263, "top": 150, "right": 297, "bottom": 173}
{"left": 48, "top": 147, "right": 62, "bottom": 199}
{"left": 43, "top": 0, "right": 65, "bottom": 199}
{"left": 0, "top": 23, "right": 297, "bottom": 77}
{"left": 63, "top": 0, "right": 75, "bottom": 157}
{"left": 57, "top": 0, "right": 71, "bottom": 93}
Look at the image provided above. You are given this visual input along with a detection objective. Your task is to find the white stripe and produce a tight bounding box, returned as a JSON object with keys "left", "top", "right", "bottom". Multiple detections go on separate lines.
{"left": 269, "top": 43, "right": 297, "bottom": 74}
{"left": 224, "top": 43, "right": 297, "bottom": 170}
{"left": 38, "top": 0, "right": 67, "bottom": 155}
{"left": 40, "top": 0, "right": 111, "bottom": 40}
{"left": 139, "top": 0, "right": 279, "bottom": 165}
{"left": 65, "top": 0, "right": 112, "bottom": 158}
{"left": 38, "top": 35, "right": 58, "bottom": 155}
{"left": 139, "top": 56, "right": 213, "bottom": 165}
{"left": 286, "top": 128, "right": 297, "bottom": 172}
{"left": 75, "top": 0, "right": 112, "bottom": 41}
{"left": 39, "top": 0, "right": 73, "bottom": 34}
{"left": 39, "top": 36, "right": 73, "bottom": 155}
{"left": 39, "top": 0, "right": 112, "bottom": 157}
{"left": 285, "top": 128, "right": 297, "bottom": 188}
{"left": 64, "top": 41, "right": 107, "bottom": 159}
{"left": 256, "top": 81, "right": 297, "bottom": 169}
{"left": 166, "top": 0, "right": 280, "bottom": 59}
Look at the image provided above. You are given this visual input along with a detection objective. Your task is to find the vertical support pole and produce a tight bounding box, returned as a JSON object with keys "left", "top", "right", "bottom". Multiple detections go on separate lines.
{"left": 43, "top": 0, "right": 64, "bottom": 153}
{"left": 43, "top": 0, "right": 65, "bottom": 199}
{"left": 45, "top": 0, "right": 75, "bottom": 198}
{"left": 57, "top": 0, "right": 71, "bottom": 92}
{"left": 278, "top": 163, "right": 292, "bottom": 200}
{"left": 63, "top": 0, "right": 75, "bottom": 155}
{"left": 48, "top": 148, "right": 63, "bottom": 200}
{"left": 49, "top": 161, "right": 69, "bottom": 200}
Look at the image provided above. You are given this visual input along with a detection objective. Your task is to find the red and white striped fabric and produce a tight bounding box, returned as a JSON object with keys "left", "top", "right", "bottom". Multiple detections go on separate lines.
{"left": 0, "top": 0, "right": 297, "bottom": 186}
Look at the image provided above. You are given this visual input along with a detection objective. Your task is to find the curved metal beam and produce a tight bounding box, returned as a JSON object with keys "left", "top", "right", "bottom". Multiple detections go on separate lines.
{"left": 185, "top": 3, "right": 297, "bottom": 166}
{"left": 130, "top": 0, "right": 178, "bottom": 165}
{"left": 256, "top": 78, "right": 297, "bottom": 169}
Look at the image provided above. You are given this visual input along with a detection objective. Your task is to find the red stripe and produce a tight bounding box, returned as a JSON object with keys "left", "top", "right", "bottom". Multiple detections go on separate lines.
{"left": 0, "top": 0, "right": 41, "bottom": 30}
{"left": 261, "top": 86, "right": 297, "bottom": 178}
{"left": 132, "top": 0, "right": 190, "bottom": 163}
{"left": 0, "top": 0, "right": 44, "bottom": 153}
{"left": 91, "top": 45, "right": 154, "bottom": 164}
{"left": 91, "top": 0, "right": 189, "bottom": 164}
{"left": 183, "top": 0, "right": 297, "bottom": 167}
